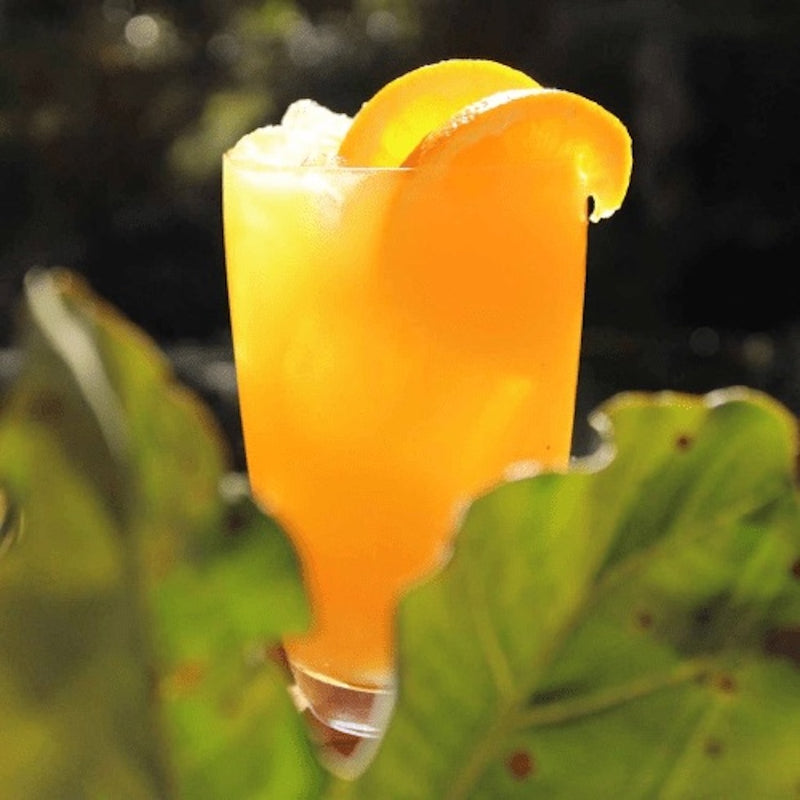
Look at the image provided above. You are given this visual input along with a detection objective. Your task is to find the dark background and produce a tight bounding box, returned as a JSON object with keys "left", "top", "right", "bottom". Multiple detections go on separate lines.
{"left": 1, "top": 0, "right": 799, "bottom": 459}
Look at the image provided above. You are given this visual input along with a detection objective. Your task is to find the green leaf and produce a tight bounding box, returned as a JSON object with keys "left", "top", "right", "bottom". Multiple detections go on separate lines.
{"left": 0, "top": 269, "right": 324, "bottom": 799}
{"left": 346, "top": 390, "right": 800, "bottom": 799}
{"left": 4, "top": 268, "right": 800, "bottom": 799}
{"left": 155, "top": 476, "right": 324, "bottom": 800}
{"left": 0, "top": 272, "right": 172, "bottom": 798}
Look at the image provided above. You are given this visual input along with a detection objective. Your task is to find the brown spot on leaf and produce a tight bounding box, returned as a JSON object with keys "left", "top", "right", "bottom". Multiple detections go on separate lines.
{"left": 714, "top": 674, "right": 737, "bottom": 694}
{"left": 791, "top": 559, "right": 800, "bottom": 580}
{"left": 704, "top": 738, "right": 723, "bottom": 758}
{"left": 162, "top": 660, "right": 206, "bottom": 698}
{"left": 764, "top": 628, "right": 800, "bottom": 669}
{"left": 636, "top": 610, "right": 654, "bottom": 630}
{"left": 507, "top": 750, "right": 535, "bottom": 780}
{"left": 675, "top": 433, "right": 693, "bottom": 451}
{"left": 225, "top": 507, "right": 248, "bottom": 536}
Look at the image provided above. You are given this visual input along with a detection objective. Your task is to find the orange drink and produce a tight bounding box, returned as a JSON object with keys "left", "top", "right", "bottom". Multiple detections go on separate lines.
{"left": 223, "top": 61, "right": 631, "bottom": 737}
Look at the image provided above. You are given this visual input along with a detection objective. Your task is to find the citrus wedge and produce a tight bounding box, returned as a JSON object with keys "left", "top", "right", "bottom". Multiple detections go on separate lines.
{"left": 403, "top": 87, "right": 632, "bottom": 222}
{"left": 337, "top": 59, "right": 539, "bottom": 167}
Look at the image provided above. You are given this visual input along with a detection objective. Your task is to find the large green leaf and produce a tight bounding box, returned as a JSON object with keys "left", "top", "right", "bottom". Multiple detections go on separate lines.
{"left": 344, "top": 390, "right": 800, "bottom": 799}
{"left": 0, "top": 270, "right": 322, "bottom": 798}
{"left": 3, "top": 268, "right": 800, "bottom": 799}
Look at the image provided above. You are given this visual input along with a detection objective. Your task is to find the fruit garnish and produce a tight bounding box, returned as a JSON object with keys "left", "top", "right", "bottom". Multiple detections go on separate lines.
{"left": 337, "top": 59, "right": 539, "bottom": 167}
{"left": 402, "top": 87, "right": 632, "bottom": 222}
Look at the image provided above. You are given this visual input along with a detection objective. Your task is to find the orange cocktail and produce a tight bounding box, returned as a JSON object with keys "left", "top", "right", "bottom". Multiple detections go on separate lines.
{"left": 223, "top": 60, "right": 631, "bottom": 736}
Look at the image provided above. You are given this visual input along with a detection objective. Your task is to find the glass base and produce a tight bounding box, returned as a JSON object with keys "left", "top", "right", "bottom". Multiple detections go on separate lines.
{"left": 290, "top": 663, "right": 396, "bottom": 739}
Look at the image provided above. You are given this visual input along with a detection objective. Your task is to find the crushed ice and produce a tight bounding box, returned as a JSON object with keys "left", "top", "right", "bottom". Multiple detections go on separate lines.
{"left": 227, "top": 100, "right": 352, "bottom": 167}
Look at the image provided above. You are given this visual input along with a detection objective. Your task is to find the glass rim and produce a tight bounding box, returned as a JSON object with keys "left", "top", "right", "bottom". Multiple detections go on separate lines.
{"left": 223, "top": 150, "right": 410, "bottom": 174}
{"left": 222, "top": 150, "right": 579, "bottom": 174}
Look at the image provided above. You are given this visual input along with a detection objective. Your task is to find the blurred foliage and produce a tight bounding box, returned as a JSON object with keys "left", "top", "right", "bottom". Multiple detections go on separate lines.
{"left": 0, "top": 269, "right": 321, "bottom": 797}
{"left": 1, "top": 0, "right": 800, "bottom": 348}
{"left": 1, "top": 270, "right": 799, "bottom": 797}
{"left": 0, "top": 0, "right": 422, "bottom": 343}
{"left": 353, "top": 389, "right": 800, "bottom": 799}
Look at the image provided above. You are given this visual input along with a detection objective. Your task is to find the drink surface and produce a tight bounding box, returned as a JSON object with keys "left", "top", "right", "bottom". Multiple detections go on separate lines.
{"left": 223, "top": 157, "right": 588, "bottom": 686}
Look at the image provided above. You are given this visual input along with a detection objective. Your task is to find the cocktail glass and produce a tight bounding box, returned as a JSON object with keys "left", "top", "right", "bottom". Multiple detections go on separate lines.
{"left": 222, "top": 152, "right": 588, "bottom": 738}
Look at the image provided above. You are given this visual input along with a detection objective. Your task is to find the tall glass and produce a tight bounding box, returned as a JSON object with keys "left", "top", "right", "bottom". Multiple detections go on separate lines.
{"left": 222, "top": 153, "right": 588, "bottom": 737}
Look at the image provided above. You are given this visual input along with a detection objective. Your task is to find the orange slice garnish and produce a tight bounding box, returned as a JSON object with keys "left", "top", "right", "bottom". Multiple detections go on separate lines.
{"left": 337, "top": 59, "right": 539, "bottom": 167}
{"left": 403, "top": 87, "right": 632, "bottom": 221}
